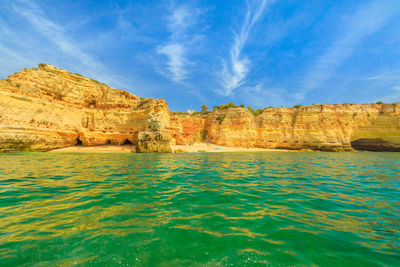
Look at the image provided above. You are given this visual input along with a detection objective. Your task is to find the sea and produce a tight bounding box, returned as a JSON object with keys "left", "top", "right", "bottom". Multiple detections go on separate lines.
{"left": 0, "top": 152, "right": 399, "bottom": 266}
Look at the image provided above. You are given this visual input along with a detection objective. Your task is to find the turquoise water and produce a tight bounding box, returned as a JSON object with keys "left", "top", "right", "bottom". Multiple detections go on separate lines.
{"left": 0, "top": 152, "right": 399, "bottom": 266}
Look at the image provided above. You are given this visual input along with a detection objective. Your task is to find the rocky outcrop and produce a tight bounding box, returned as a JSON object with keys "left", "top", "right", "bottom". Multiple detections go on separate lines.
{"left": 0, "top": 64, "right": 172, "bottom": 152}
{"left": 1, "top": 64, "right": 399, "bottom": 153}
{"left": 136, "top": 131, "right": 172, "bottom": 153}
{"left": 171, "top": 104, "right": 400, "bottom": 151}
{"left": 170, "top": 114, "right": 206, "bottom": 145}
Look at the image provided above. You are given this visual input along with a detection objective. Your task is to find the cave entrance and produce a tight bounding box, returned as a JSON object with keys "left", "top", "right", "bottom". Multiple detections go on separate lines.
{"left": 76, "top": 137, "right": 83, "bottom": 146}
{"left": 350, "top": 138, "right": 400, "bottom": 152}
{"left": 122, "top": 139, "right": 133, "bottom": 145}
{"left": 106, "top": 140, "right": 111, "bottom": 145}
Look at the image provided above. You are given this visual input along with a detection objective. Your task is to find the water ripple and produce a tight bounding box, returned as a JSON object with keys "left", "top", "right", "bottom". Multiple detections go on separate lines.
{"left": 0, "top": 152, "right": 399, "bottom": 266}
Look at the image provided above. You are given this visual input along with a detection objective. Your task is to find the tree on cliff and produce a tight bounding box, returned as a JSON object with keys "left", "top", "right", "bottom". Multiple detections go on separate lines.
{"left": 201, "top": 105, "right": 208, "bottom": 112}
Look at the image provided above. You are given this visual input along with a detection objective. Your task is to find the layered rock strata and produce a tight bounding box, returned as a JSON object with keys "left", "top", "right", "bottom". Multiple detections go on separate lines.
{"left": 171, "top": 104, "right": 400, "bottom": 151}
{"left": 1, "top": 64, "right": 399, "bottom": 153}
{"left": 0, "top": 64, "right": 171, "bottom": 152}
{"left": 170, "top": 114, "right": 205, "bottom": 145}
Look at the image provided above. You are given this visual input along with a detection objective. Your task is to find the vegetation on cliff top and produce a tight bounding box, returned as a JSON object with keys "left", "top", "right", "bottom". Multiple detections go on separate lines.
{"left": 37, "top": 63, "right": 109, "bottom": 87}
{"left": 211, "top": 102, "right": 274, "bottom": 116}
{"left": 172, "top": 101, "right": 390, "bottom": 117}
{"left": 172, "top": 102, "right": 275, "bottom": 116}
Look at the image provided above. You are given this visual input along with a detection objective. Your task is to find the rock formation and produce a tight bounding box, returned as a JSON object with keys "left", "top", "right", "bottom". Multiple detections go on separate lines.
{"left": 171, "top": 104, "right": 400, "bottom": 151}
{"left": 1, "top": 64, "right": 399, "bottom": 153}
{"left": 0, "top": 64, "right": 171, "bottom": 152}
{"left": 170, "top": 114, "right": 205, "bottom": 145}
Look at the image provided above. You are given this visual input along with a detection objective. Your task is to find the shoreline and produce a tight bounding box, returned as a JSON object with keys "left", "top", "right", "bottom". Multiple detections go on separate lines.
{"left": 49, "top": 145, "right": 136, "bottom": 153}
{"left": 48, "top": 143, "right": 290, "bottom": 153}
{"left": 172, "top": 143, "right": 290, "bottom": 153}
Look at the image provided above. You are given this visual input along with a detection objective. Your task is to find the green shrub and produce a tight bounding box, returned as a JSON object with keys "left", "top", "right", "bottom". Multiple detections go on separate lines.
{"left": 376, "top": 101, "right": 383, "bottom": 104}
{"left": 200, "top": 129, "right": 208, "bottom": 141}
{"left": 214, "top": 102, "right": 238, "bottom": 110}
{"left": 171, "top": 111, "right": 187, "bottom": 115}
{"left": 247, "top": 106, "right": 264, "bottom": 116}
{"left": 137, "top": 98, "right": 153, "bottom": 109}
{"left": 293, "top": 105, "right": 303, "bottom": 109}
{"left": 201, "top": 104, "right": 208, "bottom": 112}
{"left": 90, "top": 78, "right": 100, "bottom": 84}
{"left": 216, "top": 114, "right": 225, "bottom": 123}
{"left": 38, "top": 63, "right": 46, "bottom": 68}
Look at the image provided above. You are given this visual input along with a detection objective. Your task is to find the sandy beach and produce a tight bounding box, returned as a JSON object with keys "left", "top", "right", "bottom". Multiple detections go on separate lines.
{"left": 49, "top": 143, "right": 288, "bottom": 153}
{"left": 172, "top": 143, "right": 288, "bottom": 152}
{"left": 49, "top": 145, "right": 136, "bottom": 153}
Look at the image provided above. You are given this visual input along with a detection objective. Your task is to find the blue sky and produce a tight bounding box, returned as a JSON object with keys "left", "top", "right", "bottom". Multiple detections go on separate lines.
{"left": 1, "top": 0, "right": 400, "bottom": 111}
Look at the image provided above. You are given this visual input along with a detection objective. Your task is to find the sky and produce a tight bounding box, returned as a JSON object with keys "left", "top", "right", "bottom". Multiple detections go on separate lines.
{"left": 1, "top": 0, "right": 400, "bottom": 111}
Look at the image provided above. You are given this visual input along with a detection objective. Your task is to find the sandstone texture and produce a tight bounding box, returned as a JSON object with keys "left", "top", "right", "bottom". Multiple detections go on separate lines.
{"left": 171, "top": 105, "right": 400, "bottom": 152}
{"left": 170, "top": 114, "right": 206, "bottom": 145}
{"left": 1, "top": 65, "right": 400, "bottom": 153}
{"left": 0, "top": 64, "right": 171, "bottom": 152}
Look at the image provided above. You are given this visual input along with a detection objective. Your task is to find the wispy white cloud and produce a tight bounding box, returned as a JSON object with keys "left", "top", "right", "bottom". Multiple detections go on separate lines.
{"left": 12, "top": 0, "right": 101, "bottom": 71}
{"left": 241, "top": 83, "right": 288, "bottom": 107}
{"left": 366, "top": 71, "right": 400, "bottom": 81}
{"left": 379, "top": 85, "right": 400, "bottom": 102}
{"left": 157, "top": 43, "right": 187, "bottom": 82}
{"left": 157, "top": 5, "right": 200, "bottom": 83}
{"left": 2, "top": 0, "right": 130, "bottom": 90}
{"left": 297, "top": 0, "right": 400, "bottom": 102}
{"left": 219, "top": 0, "right": 270, "bottom": 96}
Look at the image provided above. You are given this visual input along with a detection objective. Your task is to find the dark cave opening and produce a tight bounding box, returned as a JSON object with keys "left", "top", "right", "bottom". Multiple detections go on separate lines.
{"left": 350, "top": 138, "right": 400, "bottom": 152}
{"left": 122, "top": 139, "right": 133, "bottom": 145}
{"left": 76, "top": 137, "right": 83, "bottom": 146}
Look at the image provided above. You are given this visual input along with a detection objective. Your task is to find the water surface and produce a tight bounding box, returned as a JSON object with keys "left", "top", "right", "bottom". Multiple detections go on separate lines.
{"left": 0, "top": 152, "right": 399, "bottom": 266}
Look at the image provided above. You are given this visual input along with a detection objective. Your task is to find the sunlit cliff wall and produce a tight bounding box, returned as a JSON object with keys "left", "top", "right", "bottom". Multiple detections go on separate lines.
{"left": 1, "top": 65, "right": 399, "bottom": 153}
{"left": 172, "top": 104, "right": 400, "bottom": 151}
{"left": 170, "top": 114, "right": 205, "bottom": 145}
{"left": 0, "top": 64, "right": 171, "bottom": 152}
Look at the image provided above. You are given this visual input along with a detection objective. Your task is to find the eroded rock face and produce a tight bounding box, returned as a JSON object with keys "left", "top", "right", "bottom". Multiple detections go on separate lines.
{"left": 0, "top": 64, "right": 172, "bottom": 152}
{"left": 170, "top": 114, "right": 206, "bottom": 145}
{"left": 172, "top": 104, "right": 400, "bottom": 151}
{"left": 136, "top": 131, "right": 172, "bottom": 153}
{"left": 2, "top": 65, "right": 399, "bottom": 153}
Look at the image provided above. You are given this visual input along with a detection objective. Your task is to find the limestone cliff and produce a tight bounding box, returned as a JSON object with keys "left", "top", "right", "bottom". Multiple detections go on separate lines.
{"left": 172, "top": 104, "right": 400, "bottom": 151}
{"left": 1, "top": 65, "right": 399, "bottom": 153}
{"left": 170, "top": 114, "right": 206, "bottom": 145}
{"left": 0, "top": 64, "right": 171, "bottom": 152}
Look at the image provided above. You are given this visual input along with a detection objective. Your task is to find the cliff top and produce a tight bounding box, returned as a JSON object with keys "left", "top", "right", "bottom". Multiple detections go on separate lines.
{"left": 0, "top": 64, "right": 168, "bottom": 111}
{"left": 172, "top": 102, "right": 400, "bottom": 118}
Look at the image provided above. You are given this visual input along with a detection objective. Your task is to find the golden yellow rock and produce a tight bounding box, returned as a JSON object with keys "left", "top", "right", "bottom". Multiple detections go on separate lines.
{"left": 170, "top": 114, "right": 206, "bottom": 145}
{"left": 1, "top": 64, "right": 400, "bottom": 153}
{"left": 200, "top": 105, "right": 400, "bottom": 151}
{"left": 0, "top": 64, "right": 172, "bottom": 152}
{"left": 136, "top": 131, "right": 172, "bottom": 153}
